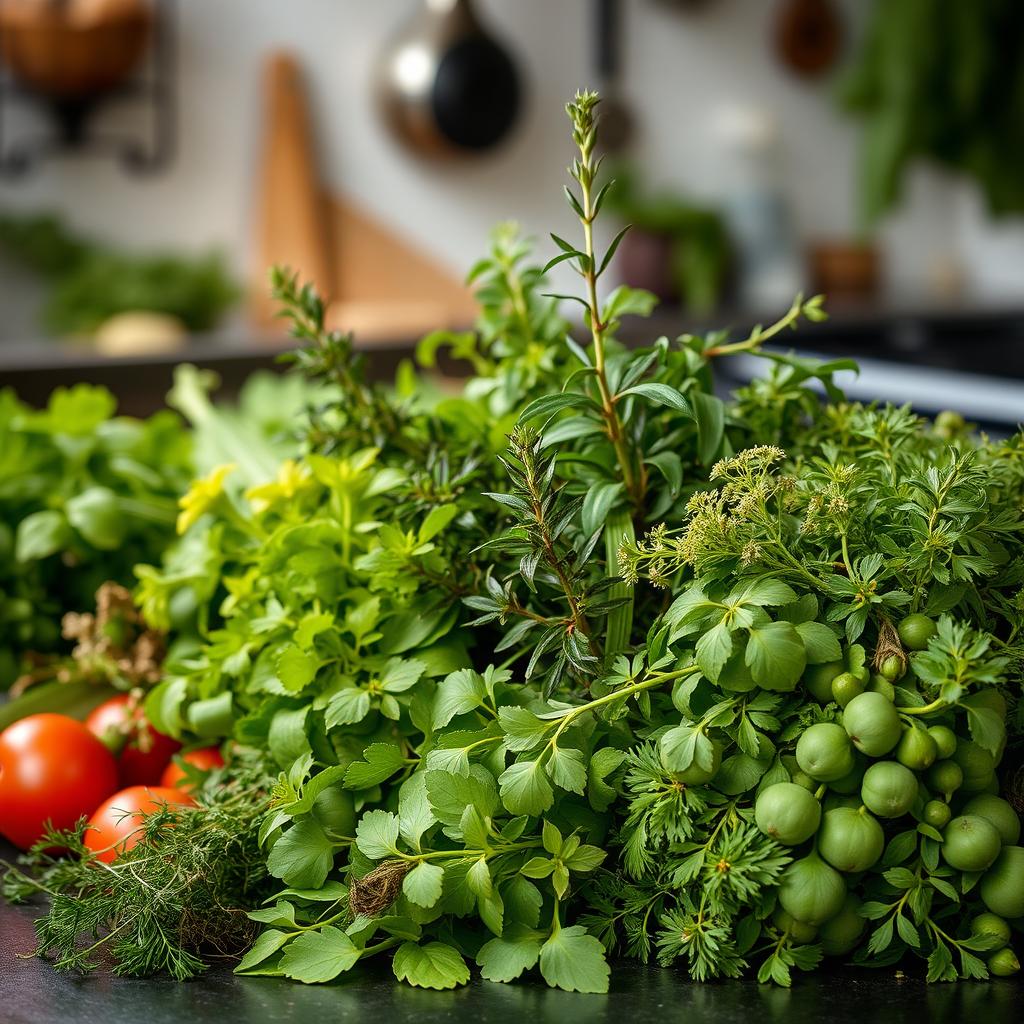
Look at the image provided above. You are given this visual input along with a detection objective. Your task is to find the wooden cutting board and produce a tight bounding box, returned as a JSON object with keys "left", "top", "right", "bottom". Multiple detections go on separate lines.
{"left": 251, "top": 51, "right": 476, "bottom": 340}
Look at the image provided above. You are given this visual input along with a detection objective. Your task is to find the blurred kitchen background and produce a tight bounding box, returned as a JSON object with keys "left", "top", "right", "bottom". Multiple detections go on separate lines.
{"left": 0, "top": 0, "right": 1022, "bottom": 427}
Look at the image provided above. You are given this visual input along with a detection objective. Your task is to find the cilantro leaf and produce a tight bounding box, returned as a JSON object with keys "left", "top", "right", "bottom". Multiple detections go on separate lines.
{"left": 280, "top": 927, "right": 361, "bottom": 983}
{"left": 266, "top": 819, "right": 336, "bottom": 889}
{"left": 432, "top": 668, "right": 487, "bottom": 727}
{"left": 402, "top": 862, "right": 445, "bottom": 908}
{"left": 477, "top": 924, "right": 544, "bottom": 983}
{"left": 538, "top": 925, "right": 610, "bottom": 993}
{"left": 355, "top": 809, "right": 401, "bottom": 860}
{"left": 392, "top": 941, "right": 470, "bottom": 990}
{"left": 498, "top": 759, "right": 555, "bottom": 816}
{"left": 745, "top": 621, "right": 806, "bottom": 691}
{"left": 344, "top": 743, "right": 406, "bottom": 790}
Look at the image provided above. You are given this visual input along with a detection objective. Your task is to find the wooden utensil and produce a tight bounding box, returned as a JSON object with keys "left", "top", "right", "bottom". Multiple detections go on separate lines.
{"left": 251, "top": 50, "right": 476, "bottom": 338}
{"left": 250, "top": 52, "right": 333, "bottom": 325}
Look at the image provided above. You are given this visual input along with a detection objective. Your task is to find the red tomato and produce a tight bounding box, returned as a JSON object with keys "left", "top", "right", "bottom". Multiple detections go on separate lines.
{"left": 160, "top": 746, "right": 225, "bottom": 791}
{"left": 83, "top": 785, "right": 195, "bottom": 864}
{"left": 85, "top": 694, "right": 181, "bottom": 786}
{"left": 0, "top": 713, "right": 119, "bottom": 850}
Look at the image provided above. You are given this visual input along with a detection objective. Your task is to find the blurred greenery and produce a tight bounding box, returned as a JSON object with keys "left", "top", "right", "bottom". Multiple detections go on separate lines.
{"left": 0, "top": 211, "right": 239, "bottom": 335}
{"left": 605, "top": 166, "right": 730, "bottom": 314}
{"left": 843, "top": 0, "right": 1024, "bottom": 224}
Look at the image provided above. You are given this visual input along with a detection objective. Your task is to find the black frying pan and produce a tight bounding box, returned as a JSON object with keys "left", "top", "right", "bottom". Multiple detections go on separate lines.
{"left": 377, "top": 0, "right": 521, "bottom": 157}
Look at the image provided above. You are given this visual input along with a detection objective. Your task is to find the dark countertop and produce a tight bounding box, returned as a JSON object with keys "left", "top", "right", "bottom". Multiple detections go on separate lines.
{"left": 4, "top": 299, "right": 1024, "bottom": 421}
{"left": 1, "top": 894, "right": 1020, "bottom": 1024}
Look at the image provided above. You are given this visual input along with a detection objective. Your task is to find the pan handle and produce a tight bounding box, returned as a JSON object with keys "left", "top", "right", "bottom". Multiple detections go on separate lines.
{"left": 595, "top": 0, "right": 621, "bottom": 80}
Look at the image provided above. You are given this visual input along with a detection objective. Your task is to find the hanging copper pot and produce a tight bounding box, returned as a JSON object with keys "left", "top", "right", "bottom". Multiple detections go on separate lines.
{"left": 0, "top": 0, "right": 153, "bottom": 100}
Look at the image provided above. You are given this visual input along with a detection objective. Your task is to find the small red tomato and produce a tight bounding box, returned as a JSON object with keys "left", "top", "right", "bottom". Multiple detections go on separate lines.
{"left": 85, "top": 694, "right": 181, "bottom": 786}
{"left": 160, "top": 746, "right": 225, "bottom": 791}
{"left": 83, "top": 785, "right": 195, "bottom": 863}
{"left": 0, "top": 713, "right": 119, "bottom": 850}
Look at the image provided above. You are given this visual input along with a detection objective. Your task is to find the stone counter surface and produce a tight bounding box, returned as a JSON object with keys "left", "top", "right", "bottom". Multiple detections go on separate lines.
{"left": 1, "top": 889, "right": 1020, "bottom": 1024}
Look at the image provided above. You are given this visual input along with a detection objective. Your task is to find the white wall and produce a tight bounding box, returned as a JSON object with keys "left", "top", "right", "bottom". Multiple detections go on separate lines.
{"left": 0, "top": 0, "right": 1014, "bottom": 335}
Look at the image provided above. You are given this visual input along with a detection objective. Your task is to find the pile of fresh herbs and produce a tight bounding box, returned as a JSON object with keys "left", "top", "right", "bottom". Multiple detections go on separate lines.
{"left": 4, "top": 92, "right": 1023, "bottom": 992}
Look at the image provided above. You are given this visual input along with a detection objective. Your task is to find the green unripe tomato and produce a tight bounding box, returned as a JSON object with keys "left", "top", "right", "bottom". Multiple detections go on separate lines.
{"left": 772, "top": 908, "right": 818, "bottom": 945}
{"left": 988, "top": 948, "right": 1020, "bottom": 977}
{"left": 867, "top": 675, "right": 895, "bottom": 701}
{"left": 804, "top": 661, "right": 844, "bottom": 704}
{"left": 880, "top": 655, "right": 905, "bottom": 682}
{"left": 818, "top": 894, "right": 865, "bottom": 956}
{"left": 923, "top": 800, "right": 952, "bottom": 829}
{"left": 843, "top": 691, "right": 901, "bottom": 757}
{"left": 896, "top": 726, "right": 938, "bottom": 771}
{"left": 898, "top": 614, "right": 937, "bottom": 651}
{"left": 755, "top": 783, "right": 822, "bottom": 846}
{"left": 796, "top": 723, "right": 856, "bottom": 782}
{"left": 818, "top": 807, "right": 885, "bottom": 873}
{"left": 831, "top": 672, "right": 865, "bottom": 708}
{"left": 971, "top": 913, "right": 1011, "bottom": 950}
{"left": 941, "top": 815, "right": 1002, "bottom": 872}
{"left": 963, "top": 795, "right": 1021, "bottom": 846}
{"left": 953, "top": 740, "right": 998, "bottom": 793}
{"left": 927, "top": 725, "right": 958, "bottom": 760}
{"left": 927, "top": 759, "right": 963, "bottom": 798}
{"left": 777, "top": 853, "right": 847, "bottom": 926}
{"left": 861, "top": 761, "right": 918, "bottom": 818}
{"left": 981, "top": 847, "right": 1024, "bottom": 919}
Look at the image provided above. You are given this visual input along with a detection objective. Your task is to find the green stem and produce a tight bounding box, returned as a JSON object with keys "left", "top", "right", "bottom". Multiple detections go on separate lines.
{"left": 548, "top": 665, "right": 699, "bottom": 747}
{"left": 398, "top": 841, "right": 539, "bottom": 864}
{"left": 703, "top": 296, "right": 806, "bottom": 358}
{"left": 901, "top": 698, "right": 948, "bottom": 717}
{"left": 578, "top": 175, "right": 641, "bottom": 512}
{"left": 605, "top": 510, "right": 635, "bottom": 656}
{"left": 840, "top": 532, "right": 854, "bottom": 576}
{"left": 359, "top": 936, "right": 402, "bottom": 959}
{"left": 339, "top": 489, "right": 353, "bottom": 566}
